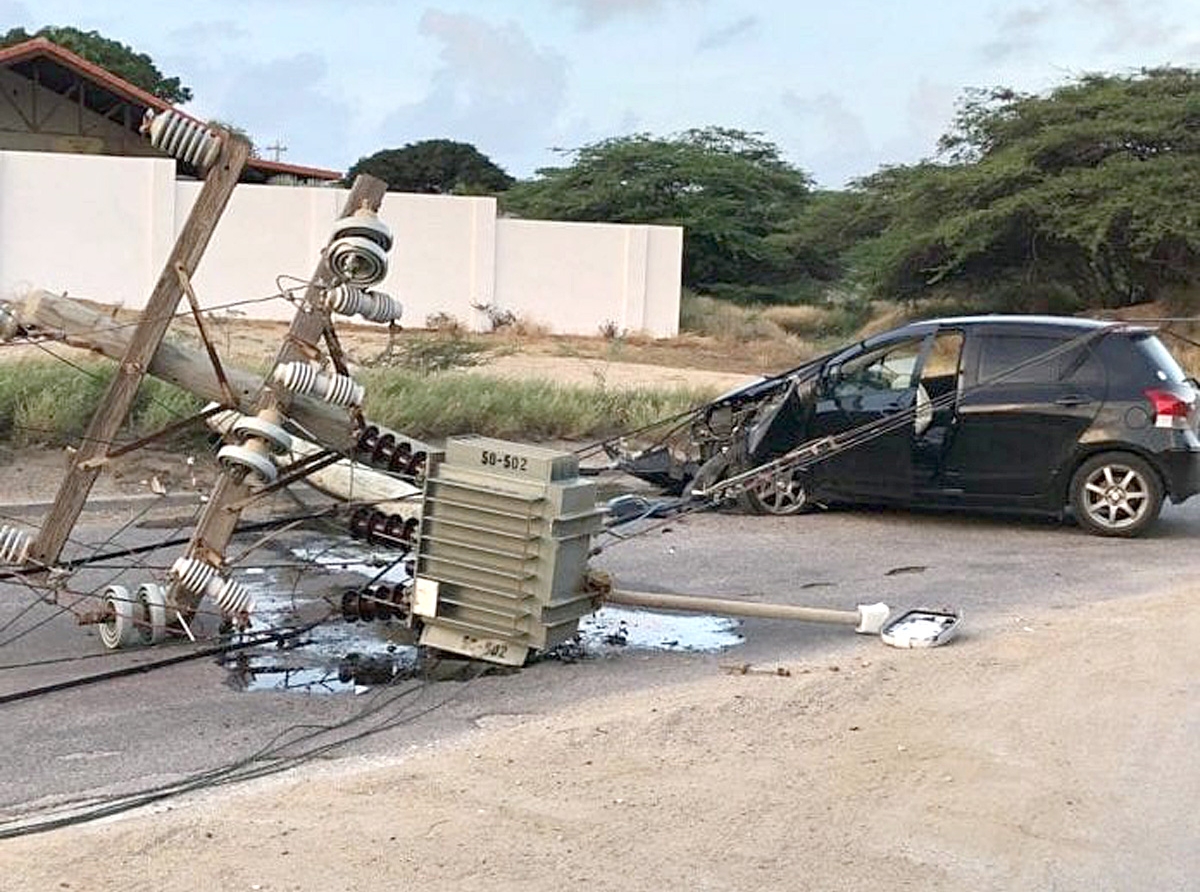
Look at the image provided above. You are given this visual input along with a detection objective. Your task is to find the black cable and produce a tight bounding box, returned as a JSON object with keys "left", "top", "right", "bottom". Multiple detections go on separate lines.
{"left": 0, "top": 663, "right": 483, "bottom": 839}
{"left": 0, "top": 618, "right": 326, "bottom": 706}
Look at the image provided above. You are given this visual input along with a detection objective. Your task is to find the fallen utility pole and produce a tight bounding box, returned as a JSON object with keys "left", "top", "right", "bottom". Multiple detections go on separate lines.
{"left": 16, "top": 290, "right": 359, "bottom": 452}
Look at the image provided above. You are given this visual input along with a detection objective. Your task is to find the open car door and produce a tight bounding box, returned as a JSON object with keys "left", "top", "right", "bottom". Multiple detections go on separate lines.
{"left": 809, "top": 335, "right": 928, "bottom": 500}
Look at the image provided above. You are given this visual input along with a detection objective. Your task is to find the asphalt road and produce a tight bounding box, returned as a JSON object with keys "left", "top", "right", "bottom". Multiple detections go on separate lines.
{"left": 2, "top": 495, "right": 1197, "bottom": 824}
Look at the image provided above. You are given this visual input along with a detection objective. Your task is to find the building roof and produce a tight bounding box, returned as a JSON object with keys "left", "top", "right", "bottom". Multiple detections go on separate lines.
{"left": 0, "top": 37, "right": 343, "bottom": 183}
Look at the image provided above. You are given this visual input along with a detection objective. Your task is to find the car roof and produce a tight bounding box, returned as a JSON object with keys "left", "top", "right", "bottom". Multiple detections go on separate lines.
{"left": 864, "top": 314, "right": 1132, "bottom": 348}
{"left": 920, "top": 314, "right": 1115, "bottom": 329}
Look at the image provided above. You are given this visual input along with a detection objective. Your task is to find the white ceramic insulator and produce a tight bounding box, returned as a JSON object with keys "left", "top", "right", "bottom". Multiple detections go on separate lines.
{"left": 100, "top": 584, "right": 137, "bottom": 650}
{"left": 329, "top": 211, "right": 393, "bottom": 252}
{"left": 327, "top": 236, "right": 388, "bottom": 287}
{"left": 170, "top": 557, "right": 255, "bottom": 617}
{"left": 136, "top": 583, "right": 169, "bottom": 645}
{"left": 231, "top": 415, "right": 292, "bottom": 453}
{"left": 0, "top": 524, "right": 32, "bottom": 565}
{"left": 360, "top": 290, "right": 402, "bottom": 323}
{"left": 217, "top": 444, "right": 279, "bottom": 484}
{"left": 171, "top": 556, "right": 218, "bottom": 597}
{"left": 324, "top": 285, "right": 403, "bottom": 324}
{"left": 272, "top": 362, "right": 364, "bottom": 408}
{"left": 213, "top": 577, "right": 254, "bottom": 616}
{"left": 147, "top": 110, "right": 222, "bottom": 170}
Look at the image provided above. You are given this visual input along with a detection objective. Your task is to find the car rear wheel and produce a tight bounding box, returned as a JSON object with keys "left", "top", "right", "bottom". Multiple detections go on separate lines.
{"left": 1070, "top": 452, "right": 1163, "bottom": 537}
{"left": 738, "top": 468, "right": 810, "bottom": 516}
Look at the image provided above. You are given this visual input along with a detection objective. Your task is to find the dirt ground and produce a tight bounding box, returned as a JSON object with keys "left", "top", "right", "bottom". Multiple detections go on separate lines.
{"left": 3, "top": 585, "right": 1197, "bottom": 891}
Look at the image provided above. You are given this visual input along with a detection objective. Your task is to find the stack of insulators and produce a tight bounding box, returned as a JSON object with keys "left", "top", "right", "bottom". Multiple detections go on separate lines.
{"left": 355, "top": 425, "right": 427, "bottom": 479}
{"left": 340, "top": 584, "right": 409, "bottom": 622}
{"left": 144, "top": 110, "right": 222, "bottom": 171}
{"left": 348, "top": 506, "right": 418, "bottom": 548}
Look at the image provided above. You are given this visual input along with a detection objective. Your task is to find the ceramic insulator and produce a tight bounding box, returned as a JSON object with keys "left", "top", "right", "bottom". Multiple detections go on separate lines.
{"left": 329, "top": 210, "right": 393, "bottom": 252}
{"left": 216, "top": 444, "right": 278, "bottom": 485}
{"left": 324, "top": 285, "right": 403, "bottom": 324}
{"left": 273, "top": 362, "right": 364, "bottom": 408}
{"left": 171, "top": 556, "right": 218, "bottom": 597}
{"left": 213, "top": 577, "right": 254, "bottom": 616}
{"left": 146, "top": 110, "right": 222, "bottom": 171}
{"left": 171, "top": 557, "right": 255, "bottom": 618}
{"left": 327, "top": 236, "right": 388, "bottom": 287}
{"left": 0, "top": 525, "right": 31, "bottom": 565}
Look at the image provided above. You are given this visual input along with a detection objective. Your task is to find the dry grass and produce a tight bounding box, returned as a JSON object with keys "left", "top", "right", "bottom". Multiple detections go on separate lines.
{"left": 760, "top": 303, "right": 835, "bottom": 337}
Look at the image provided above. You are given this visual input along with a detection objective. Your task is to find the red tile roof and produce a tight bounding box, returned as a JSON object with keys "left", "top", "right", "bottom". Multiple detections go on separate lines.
{"left": 0, "top": 37, "right": 343, "bottom": 182}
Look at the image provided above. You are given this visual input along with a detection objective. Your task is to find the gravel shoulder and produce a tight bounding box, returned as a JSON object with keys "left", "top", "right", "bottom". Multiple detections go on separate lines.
{"left": 5, "top": 584, "right": 1197, "bottom": 892}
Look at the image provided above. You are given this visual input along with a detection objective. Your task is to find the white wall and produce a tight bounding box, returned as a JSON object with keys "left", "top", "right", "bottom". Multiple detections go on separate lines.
{"left": 0, "top": 150, "right": 682, "bottom": 336}
{"left": 493, "top": 220, "right": 683, "bottom": 336}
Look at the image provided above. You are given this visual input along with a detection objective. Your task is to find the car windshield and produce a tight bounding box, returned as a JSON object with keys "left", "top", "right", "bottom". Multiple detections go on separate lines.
{"left": 1132, "top": 333, "right": 1188, "bottom": 384}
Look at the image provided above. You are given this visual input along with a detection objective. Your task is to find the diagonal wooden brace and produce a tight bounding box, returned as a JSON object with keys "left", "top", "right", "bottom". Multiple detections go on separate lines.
{"left": 29, "top": 136, "right": 252, "bottom": 567}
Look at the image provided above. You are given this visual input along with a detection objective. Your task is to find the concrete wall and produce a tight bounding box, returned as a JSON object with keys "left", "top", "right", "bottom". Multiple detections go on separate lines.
{"left": 0, "top": 149, "right": 681, "bottom": 336}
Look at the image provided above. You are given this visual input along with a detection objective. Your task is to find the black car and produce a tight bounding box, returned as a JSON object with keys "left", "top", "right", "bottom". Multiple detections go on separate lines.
{"left": 621, "top": 316, "right": 1200, "bottom": 537}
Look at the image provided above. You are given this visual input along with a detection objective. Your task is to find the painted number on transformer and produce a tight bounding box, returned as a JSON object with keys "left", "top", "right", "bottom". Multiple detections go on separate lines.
{"left": 480, "top": 449, "right": 528, "bottom": 472}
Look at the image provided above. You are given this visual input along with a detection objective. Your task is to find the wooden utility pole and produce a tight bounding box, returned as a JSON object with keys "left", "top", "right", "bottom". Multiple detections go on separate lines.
{"left": 180, "top": 174, "right": 388, "bottom": 583}
{"left": 30, "top": 136, "right": 252, "bottom": 567}
{"left": 18, "top": 290, "right": 359, "bottom": 451}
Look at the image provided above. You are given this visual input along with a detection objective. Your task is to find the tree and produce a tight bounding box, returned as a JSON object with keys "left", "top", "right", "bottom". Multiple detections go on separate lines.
{"left": 345, "top": 140, "right": 513, "bottom": 194}
{"left": 502, "top": 127, "right": 814, "bottom": 297}
{"left": 848, "top": 69, "right": 1200, "bottom": 311}
{"left": 0, "top": 26, "right": 193, "bottom": 104}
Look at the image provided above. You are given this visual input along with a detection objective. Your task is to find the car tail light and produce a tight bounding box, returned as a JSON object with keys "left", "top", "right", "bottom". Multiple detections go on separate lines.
{"left": 1145, "top": 388, "right": 1193, "bottom": 429}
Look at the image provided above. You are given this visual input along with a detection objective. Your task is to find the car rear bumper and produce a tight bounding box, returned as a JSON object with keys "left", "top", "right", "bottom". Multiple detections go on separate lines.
{"left": 1156, "top": 446, "right": 1200, "bottom": 503}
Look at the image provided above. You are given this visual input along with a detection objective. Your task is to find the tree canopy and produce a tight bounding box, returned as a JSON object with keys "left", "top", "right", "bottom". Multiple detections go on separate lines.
{"left": 0, "top": 26, "right": 193, "bottom": 104}
{"left": 832, "top": 69, "right": 1200, "bottom": 311}
{"left": 345, "top": 140, "right": 514, "bottom": 195}
{"left": 502, "top": 127, "right": 815, "bottom": 299}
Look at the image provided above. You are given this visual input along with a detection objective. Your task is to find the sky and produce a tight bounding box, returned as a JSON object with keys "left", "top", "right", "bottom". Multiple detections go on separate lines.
{"left": 4, "top": 0, "right": 1200, "bottom": 187}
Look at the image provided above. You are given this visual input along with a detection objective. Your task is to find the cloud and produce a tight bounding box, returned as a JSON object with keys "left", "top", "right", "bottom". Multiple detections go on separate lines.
{"left": 1072, "top": 0, "right": 1175, "bottom": 52}
{"left": 218, "top": 53, "right": 354, "bottom": 167}
{"left": 166, "top": 20, "right": 249, "bottom": 45}
{"left": 696, "top": 15, "right": 758, "bottom": 51}
{"left": 782, "top": 90, "right": 871, "bottom": 149}
{"left": 557, "top": 0, "right": 703, "bottom": 29}
{"left": 980, "top": 4, "right": 1055, "bottom": 62}
{"left": 904, "top": 78, "right": 959, "bottom": 152}
{"left": 780, "top": 89, "right": 874, "bottom": 186}
{"left": 379, "top": 11, "right": 568, "bottom": 160}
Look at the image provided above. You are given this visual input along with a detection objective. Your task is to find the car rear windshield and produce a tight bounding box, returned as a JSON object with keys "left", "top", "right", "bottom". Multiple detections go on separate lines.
{"left": 1130, "top": 333, "right": 1188, "bottom": 384}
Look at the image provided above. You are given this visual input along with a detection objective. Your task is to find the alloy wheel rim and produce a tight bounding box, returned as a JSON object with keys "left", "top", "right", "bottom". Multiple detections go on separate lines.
{"left": 1082, "top": 464, "right": 1149, "bottom": 529}
{"left": 751, "top": 471, "right": 808, "bottom": 514}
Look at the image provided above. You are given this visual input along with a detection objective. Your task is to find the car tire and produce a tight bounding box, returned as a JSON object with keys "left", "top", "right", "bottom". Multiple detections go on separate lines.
{"left": 1069, "top": 451, "right": 1163, "bottom": 537}
{"left": 737, "top": 468, "right": 810, "bottom": 516}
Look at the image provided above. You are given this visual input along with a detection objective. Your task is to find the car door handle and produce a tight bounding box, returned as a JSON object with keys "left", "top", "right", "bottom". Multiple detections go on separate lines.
{"left": 1055, "top": 395, "right": 1092, "bottom": 407}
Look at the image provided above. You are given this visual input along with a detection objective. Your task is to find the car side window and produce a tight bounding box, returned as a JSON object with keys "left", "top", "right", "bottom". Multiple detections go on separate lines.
{"left": 834, "top": 339, "right": 923, "bottom": 397}
{"left": 977, "top": 334, "right": 1098, "bottom": 385}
